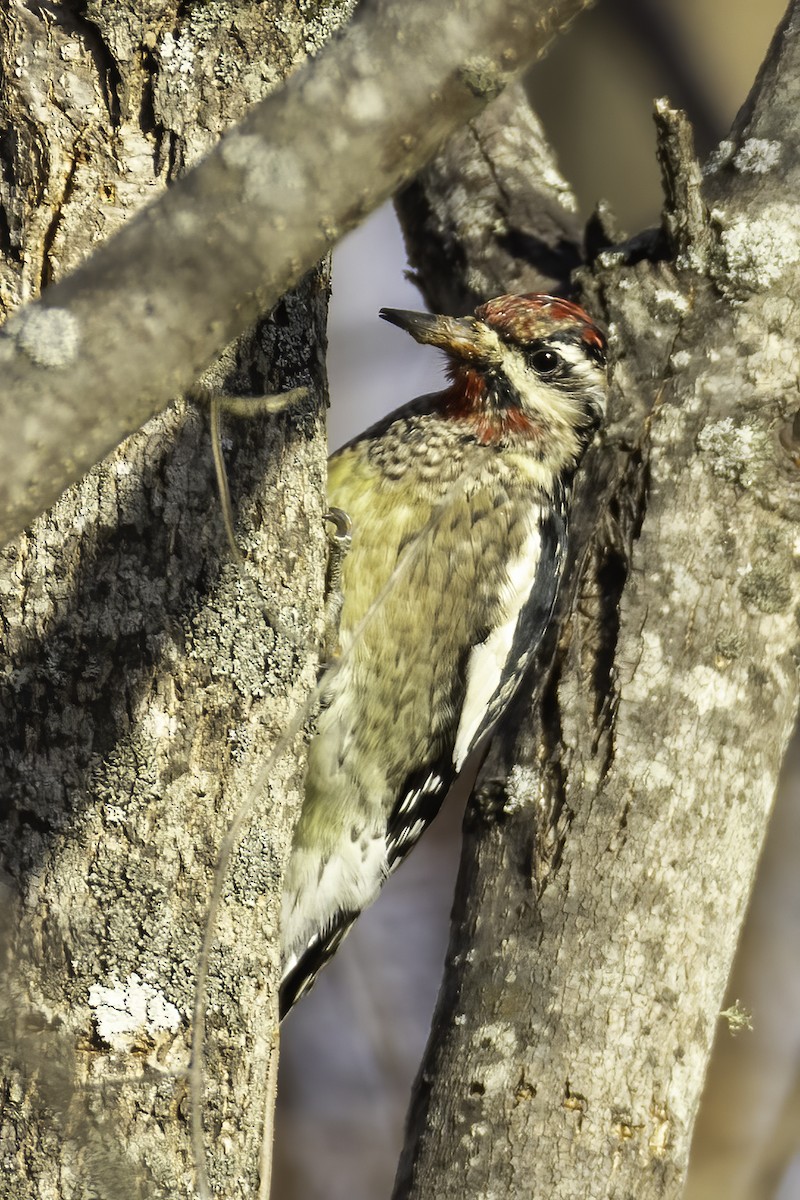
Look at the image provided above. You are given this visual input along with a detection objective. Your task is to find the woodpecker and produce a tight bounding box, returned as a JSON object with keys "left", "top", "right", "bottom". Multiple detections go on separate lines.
{"left": 280, "top": 293, "right": 607, "bottom": 1016}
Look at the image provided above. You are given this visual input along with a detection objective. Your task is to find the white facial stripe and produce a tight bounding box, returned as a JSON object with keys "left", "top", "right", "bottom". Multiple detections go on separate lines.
{"left": 554, "top": 338, "right": 606, "bottom": 388}
{"left": 504, "top": 349, "right": 583, "bottom": 424}
{"left": 464, "top": 322, "right": 605, "bottom": 429}
{"left": 555, "top": 338, "right": 597, "bottom": 369}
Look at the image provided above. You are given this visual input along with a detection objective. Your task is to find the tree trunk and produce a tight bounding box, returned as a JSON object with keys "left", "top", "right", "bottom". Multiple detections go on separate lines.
{"left": 394, "top": 6, "right": 800, "bottom": 1197}
{"left": 0, "top": 3, "right": 354, "bottom": 1196}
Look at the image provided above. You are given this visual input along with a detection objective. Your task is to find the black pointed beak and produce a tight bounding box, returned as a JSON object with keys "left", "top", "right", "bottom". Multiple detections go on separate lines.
{"left": 380, "top": 308, "right": 443, "bottom": 340}
{"left": 379, "top": 307, "right": 492, "bottom": 363}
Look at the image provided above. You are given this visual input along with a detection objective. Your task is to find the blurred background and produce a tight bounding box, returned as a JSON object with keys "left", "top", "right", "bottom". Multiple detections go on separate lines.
{"left": 275, "top": 2, "right": 800, "bottom": 1196}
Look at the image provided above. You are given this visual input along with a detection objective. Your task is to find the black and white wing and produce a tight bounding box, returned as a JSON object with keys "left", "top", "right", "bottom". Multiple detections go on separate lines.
{"left": 451, "top": 506, "right": 567, "bottom": 772}
{"left": 385, "top": 505, "right": 568, "bottom": 872}
{"left": 279, "top": 915, "right": 356, "bottom": 1018}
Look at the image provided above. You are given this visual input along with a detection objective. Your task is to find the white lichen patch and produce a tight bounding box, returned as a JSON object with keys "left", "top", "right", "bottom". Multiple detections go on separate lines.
{"left": 221, "top": 136, "right": 303, "bottom": 207}
{"left": 703, "top": 139, "right": 734, "bottom": 176}
{"left": 186, "top": 1, "right": 233, "bottom": 41}
{"left": 480, "top": 1059, "right": 511, "bottom": 1095}
{"left": 103, "top": 804, "right": 127, "bottom": 825}
{"left": 680, "top": 663, "right": 746, "bottom": 716}
{"left": 733, "top": 138, "right": 781, "bottom": 175}
{"left": 654, "top": 287, "right": 690, "bottom": 314}
{"left": 220, "top": 131, "right": 264, "bottom": 174}
{"left": 597, "top": 248, "right": 628, "bottom": 269}
{"left": 504, "top": 763, "right": 539, "bottom": 814}
{"left": 618, "top": 629, "right": 667, "bottom": 703}
{"left": 89, "top": 972, "right": 182, "bottom": 1050}
{"left": 167, "top": 207, "right": 202, "bottom": 240}
{"left": 717, "top": 201, "right": 800, "bottom": 292}
{"left": 640, "top": 757, "right": 675, "bottom": 792}
{"left": 7, "top": 306, "right": 80, "bottom": 368}
{"left": 474, "top": 1021, "right": 518, "bottom": 1059}
{"left": 158, "top": 31, "right": 196, "bottom": 88}
{"left": 540, "top": 163, "right": 578, "bottom": 212}
{"left": 742, "top": 328, "right": 799, "bottom": 391}
{"left": 144, "top": 705, "right": 177, "bottom": 742}
{"left": 696, "top": 417, "right": 771, "bottom": 487}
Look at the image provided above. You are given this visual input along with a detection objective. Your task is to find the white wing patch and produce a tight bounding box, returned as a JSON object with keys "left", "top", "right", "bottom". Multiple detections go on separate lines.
{"left": 453, "top": 519, "right": 543, "bottom": 772}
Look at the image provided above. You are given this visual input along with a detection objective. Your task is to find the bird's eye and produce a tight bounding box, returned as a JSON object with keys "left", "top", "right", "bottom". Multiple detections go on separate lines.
{"left": 529, "top": 348, "right": 562, "bottom": 376}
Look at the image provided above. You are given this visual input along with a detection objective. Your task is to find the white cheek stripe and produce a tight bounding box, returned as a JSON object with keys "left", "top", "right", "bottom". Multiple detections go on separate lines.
{"left": 453, "top": 521, "right": 542, "bottom": 772}
{"left": 499, "top": 345, "right": 584, "bottom": 430}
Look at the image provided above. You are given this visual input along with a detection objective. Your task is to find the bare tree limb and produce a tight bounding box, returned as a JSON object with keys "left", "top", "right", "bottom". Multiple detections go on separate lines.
{"left": 393, "top": 2, "right": 800, "bottom": 1197}
{"left": 396, "top": 80, "right": 583, "bottom": 315}
{"left": 0, "top": 0, "right": 593, "bottom": 546}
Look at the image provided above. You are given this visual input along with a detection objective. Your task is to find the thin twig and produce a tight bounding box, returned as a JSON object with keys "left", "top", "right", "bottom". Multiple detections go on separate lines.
{"left": 209, "top": 394, "right": 244, "bottom": 564}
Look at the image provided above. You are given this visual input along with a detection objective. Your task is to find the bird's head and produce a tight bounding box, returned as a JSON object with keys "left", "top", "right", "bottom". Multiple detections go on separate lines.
{"left": 380, "top": 294, "right": 607, "bottom": 464}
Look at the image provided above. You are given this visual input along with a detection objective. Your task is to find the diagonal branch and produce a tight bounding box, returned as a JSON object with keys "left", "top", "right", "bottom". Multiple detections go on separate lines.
{"left": 0, "top": 0, "right": 592, "bottom": 546}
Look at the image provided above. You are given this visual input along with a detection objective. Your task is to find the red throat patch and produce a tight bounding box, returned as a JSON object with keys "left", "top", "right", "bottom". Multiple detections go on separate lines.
{"left": 441, "top": 368, "right": 541, "bottom": 446}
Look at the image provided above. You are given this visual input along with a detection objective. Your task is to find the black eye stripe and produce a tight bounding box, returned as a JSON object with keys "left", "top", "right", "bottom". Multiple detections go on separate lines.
{"left": 495, "top": 328, "right": 606, "bottom": 372}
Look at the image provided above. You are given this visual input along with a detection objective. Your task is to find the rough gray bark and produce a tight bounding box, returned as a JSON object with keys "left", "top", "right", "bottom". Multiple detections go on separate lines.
{"left": 393, "top": 6, "right": 800, "bottom": 1198}
{"left": 0, "top": 0, "right": 594, "bottom": 547}
{"left": 0, "top": 3, "right": 353, "bottom": 1197}
{"left": 396, "top": 80, "right": 584, "bottom": 316}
